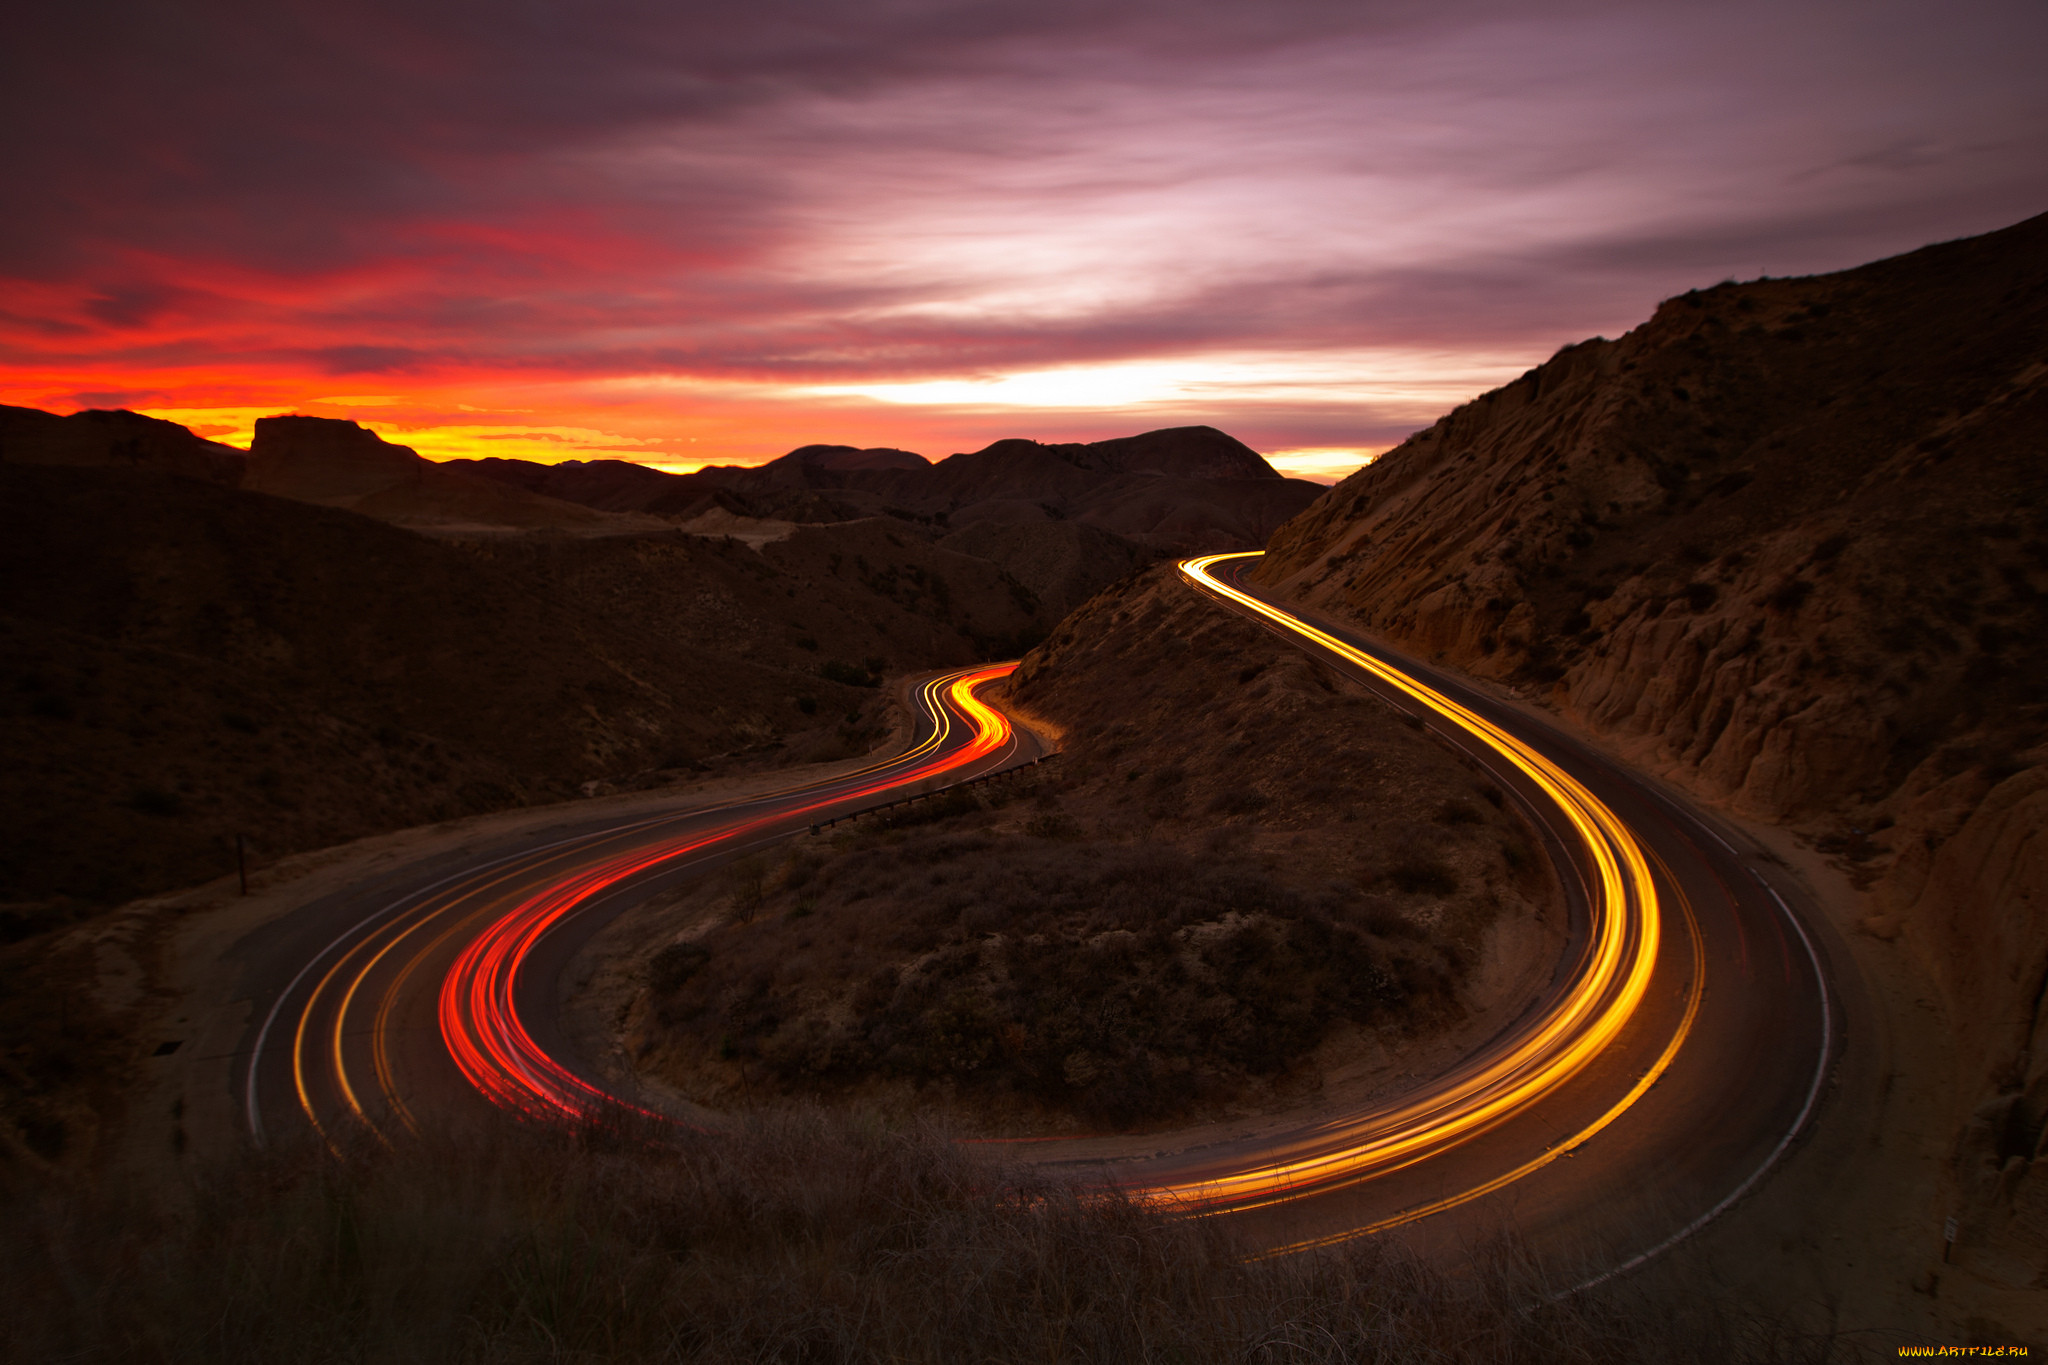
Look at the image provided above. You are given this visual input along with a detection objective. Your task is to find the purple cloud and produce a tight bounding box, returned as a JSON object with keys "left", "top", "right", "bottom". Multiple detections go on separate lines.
{"left": 1, "top": 0, "right": 2043, "bottom": 459}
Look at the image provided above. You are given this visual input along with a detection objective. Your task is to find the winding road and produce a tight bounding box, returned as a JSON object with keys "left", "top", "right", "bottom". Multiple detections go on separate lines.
{"left": 216, "top": 553, "right": 1839, "bottom": 1276}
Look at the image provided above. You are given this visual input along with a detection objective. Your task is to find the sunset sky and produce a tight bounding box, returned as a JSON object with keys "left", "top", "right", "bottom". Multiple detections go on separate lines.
{"left": 4, "top": 1, "right": 2044, "bottom": 481}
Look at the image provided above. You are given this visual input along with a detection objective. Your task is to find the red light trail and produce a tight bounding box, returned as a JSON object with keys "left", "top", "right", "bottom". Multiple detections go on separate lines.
{"left": 245, "top": 568, "right": 1829, "bottom": 1266}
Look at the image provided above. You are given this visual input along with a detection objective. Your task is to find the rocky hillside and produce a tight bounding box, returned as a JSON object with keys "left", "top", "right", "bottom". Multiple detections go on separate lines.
{"left": 608, "top": 564, "right": 1561, "bottom": 1131}
{"left": 0, "top": 463, "right": 1047, "bottom": 921}
{"left": 1254, "top": 211, "right": 2048, "bottom": 1282}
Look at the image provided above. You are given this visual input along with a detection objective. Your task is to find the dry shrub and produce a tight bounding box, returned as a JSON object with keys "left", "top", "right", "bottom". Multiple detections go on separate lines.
{"left": 0, "top": 1111, "right": 1856, "bottom": 1364}
{"left": 1386, "top": 855, "right": 1460, "bottom": 897}
{"left": 650, "top": 823, "right": 1457, "bottom": 1126}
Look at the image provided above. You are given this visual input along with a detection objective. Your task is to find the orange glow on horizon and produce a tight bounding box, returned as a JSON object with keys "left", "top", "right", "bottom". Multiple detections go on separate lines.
{"left": 1, "top": 342, "right": 1505, "bottom": 473}
{"left": 1263, "top": 447, "right": 1387, "bottom": 483}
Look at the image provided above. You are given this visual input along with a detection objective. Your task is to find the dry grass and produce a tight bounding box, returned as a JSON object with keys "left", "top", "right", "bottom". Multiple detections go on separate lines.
{"left": 0, "top": 1110, "right": 1856, "bottom": 1365}
{"left": 0, "top": 927, "right": 132, "bottom": 1165}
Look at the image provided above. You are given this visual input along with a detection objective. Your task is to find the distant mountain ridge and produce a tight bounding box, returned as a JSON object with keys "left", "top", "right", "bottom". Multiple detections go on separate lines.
{"left": 1, "top": 407, "right": 1316, "bottom": 557}
{"left": 0, "top": 406, "right": 246, "bottom": 484}
{"left": 779, "top": 444, "right": 929, "bottom": 473}
{"left": 451, "top": 425, "right": 1317, "bottom": 554}
{"left": 0, "top": 409, "right": 664, "bottom": 535}
{"left": 3, "top": 406, "right": 1314, "bottom": 626}
{"left": 444, "top": 455, "right": 681, "bottom": 514}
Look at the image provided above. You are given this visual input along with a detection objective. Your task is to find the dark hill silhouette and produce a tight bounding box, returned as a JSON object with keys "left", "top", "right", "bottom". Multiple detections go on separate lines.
{"left": 0, "top": 410, "right": 665, "bottom": 534}
{"left": 440, "top": 456, "right": 681, "bottom": 514}
{"left": 0, "top": 405, "right": 245, "bottom": 484}
{"left": 460, "top": 424, "right": 1322, "bottom": 554}
{"left": 243, "top": 416, "right": 662, "bottom": 533}
{"left": 4, "top": 405, "right": 1310, "bottom": 585}
{"left": 777, "top": 444, "right": 930, "bottom": 473}
{"left": 452, "top": 423, "right": 1322, "bottom": 615}
{"left": 0, "top": 460, "right": 1047, "bottom": 919}
{"left": 1254, "top": 209, "right": 2048, "bottom": 1281}
{"left": 2, "top": 405, "right": 1222, "bottom": 620}
{"left": 1066, "top": 425, "right": 1283, "bottom": 480}
{"left": 760, "top": 426, "right": 1299, "bottom": 544}
{"left": 244, "top": 414, "right": 421, "bottom": 503}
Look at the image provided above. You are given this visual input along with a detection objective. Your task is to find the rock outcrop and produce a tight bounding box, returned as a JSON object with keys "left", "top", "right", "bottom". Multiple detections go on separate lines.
{"left": 1254, "top": 210, "right": 2048, "bottom": 1283}
{"left": 243, "top": 414, "right": 424, "bottom": 503}
{"left": 241, "top": 416, "right": 666, "bottom": 533}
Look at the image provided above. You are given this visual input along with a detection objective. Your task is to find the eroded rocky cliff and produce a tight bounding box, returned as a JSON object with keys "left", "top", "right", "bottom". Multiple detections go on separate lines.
{"left": 1255, "top": 211, "right": 2048, "bottom": 1283}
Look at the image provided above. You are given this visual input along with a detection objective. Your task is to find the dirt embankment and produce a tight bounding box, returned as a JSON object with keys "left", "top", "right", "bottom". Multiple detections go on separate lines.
{"left": 600, "top": 565, "right": 1563, "bottom": 1133}
{"left": 1255, "top": 211, "right": 2048, "bottom": 1283}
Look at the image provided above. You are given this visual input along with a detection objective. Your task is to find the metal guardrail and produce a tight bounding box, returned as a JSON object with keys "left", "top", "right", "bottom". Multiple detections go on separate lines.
{"left": 809, "top": 752, "right": 1060, "bottom": 834}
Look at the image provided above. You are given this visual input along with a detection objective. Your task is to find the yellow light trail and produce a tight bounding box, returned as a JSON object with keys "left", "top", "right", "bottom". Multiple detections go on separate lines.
{"left": 1255, "top": 849, "right": 1706, "bottom": 1255}
{"left": 1164, "top": 552, "right": 1678, "bottom": 1213}
{"left": 272, "top": 589, "right": 1690, "bottom": 1246}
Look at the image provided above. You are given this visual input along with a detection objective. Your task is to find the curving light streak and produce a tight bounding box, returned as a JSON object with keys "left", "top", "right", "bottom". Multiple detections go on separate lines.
{"left": 1163, "top": 552, "right": 1674, "bottom": 1214}
{"left": 1255, "top": 850, "right": 1706, "bottom": 1256}
{"left": 430, "top": 663, "right": 1019, "bottom": 1124}
{"left": 275, "top": 572, "right": 1695, "bottom": 1246}
{"left": 263, "top": 663, "right": 1020, "bottom": 1146}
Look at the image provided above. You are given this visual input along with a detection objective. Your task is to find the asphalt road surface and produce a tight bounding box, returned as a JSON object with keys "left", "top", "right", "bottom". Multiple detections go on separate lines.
{"left": 236, "top": 664, "right": 1041, "bottom": 1148}
{"left": 220, "top": 559, "right": 1838, "bottom": 1279}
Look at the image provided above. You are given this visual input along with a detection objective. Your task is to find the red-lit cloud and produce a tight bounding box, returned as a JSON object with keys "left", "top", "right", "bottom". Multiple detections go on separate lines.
{"left": 4, "top": 0, "right": 2045, "bottom": 478}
